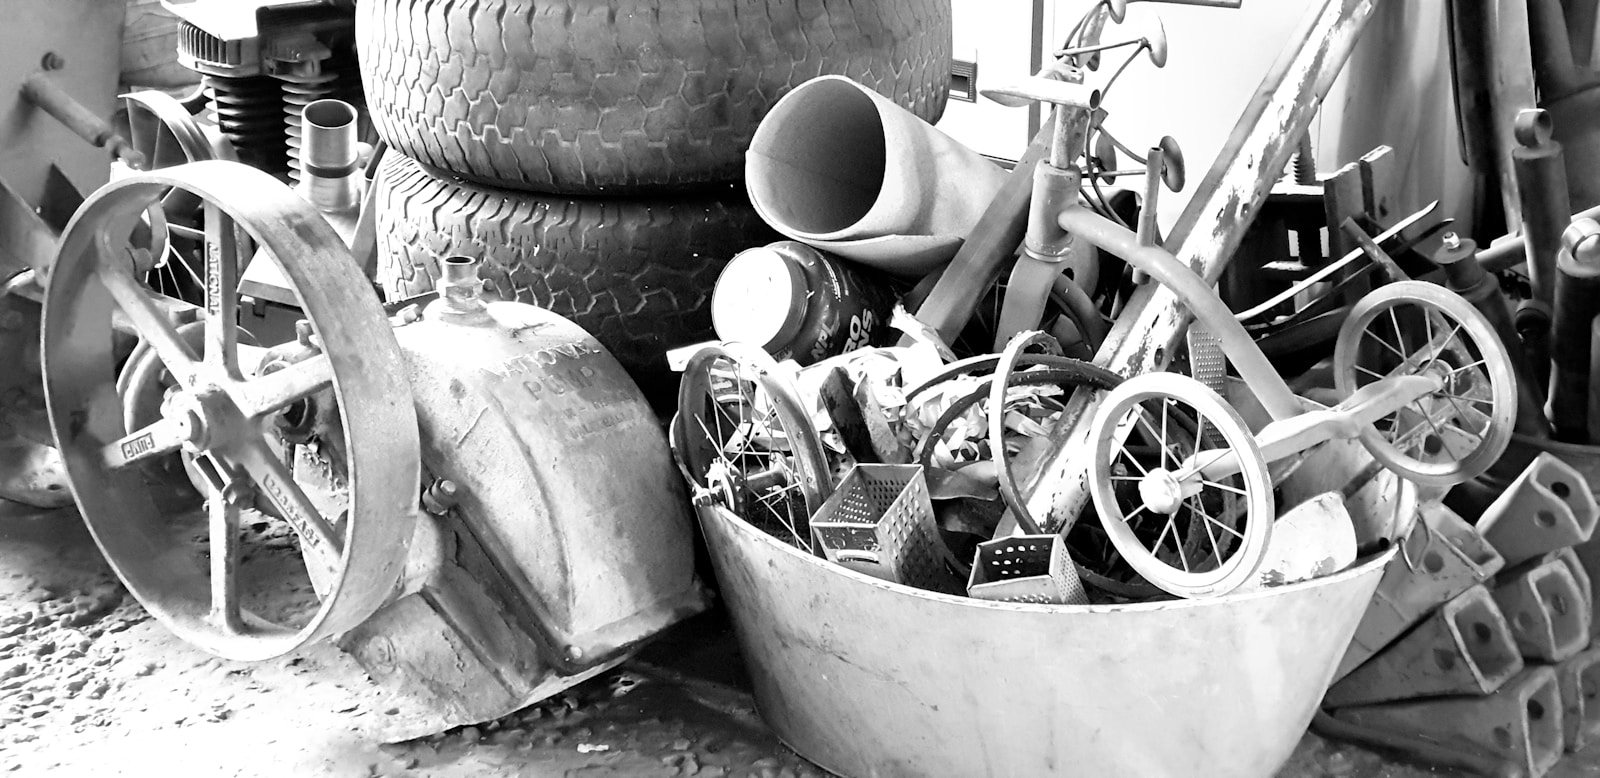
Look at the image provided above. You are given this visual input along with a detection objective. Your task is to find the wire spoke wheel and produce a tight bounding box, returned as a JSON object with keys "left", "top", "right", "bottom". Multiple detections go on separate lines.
{"left": 1334, "top": 281, "right": 1516, "bottom": 487}
{"left": 674, "top": 344, "right": 831, "bottom": 551}
{"left": 115, "top": 90, "right": 244, "bottom": 304}
{"left": 1087, "top": 372, "right": 1274, "bottom": 598}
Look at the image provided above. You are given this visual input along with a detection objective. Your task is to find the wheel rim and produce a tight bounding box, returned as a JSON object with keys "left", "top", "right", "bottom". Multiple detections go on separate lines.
{"left": 43, "top": 161, "right": 419, "bottom": 661}
{"left": 1088, "top": 372, "right": 1274, "bottom": 598}
{"left": 1334, "top": 281, "right": 1516, "bottom": 487}
{"left": 116, "top": 90, "right": 244, "bottom": 304}
{"left": 674, "top": 343, "right": 831, "bottom": 551}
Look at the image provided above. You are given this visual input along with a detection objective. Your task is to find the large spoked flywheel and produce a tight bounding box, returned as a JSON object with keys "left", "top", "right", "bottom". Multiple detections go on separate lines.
{"left": 43, "top": 161, "right": 419, "bottom": 661}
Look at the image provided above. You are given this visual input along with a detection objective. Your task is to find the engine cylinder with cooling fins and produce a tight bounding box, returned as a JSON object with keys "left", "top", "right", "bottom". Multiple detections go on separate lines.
{"left": 280, "top": 67, "right": 338, "bottom": 183}
{"left": 205, "top": 73, "right": 285, "bottom": 177}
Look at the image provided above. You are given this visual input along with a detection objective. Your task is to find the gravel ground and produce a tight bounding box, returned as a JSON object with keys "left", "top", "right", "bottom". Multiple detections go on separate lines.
{"left": 1, "top": 499, "right": 1593, "bottom": 778}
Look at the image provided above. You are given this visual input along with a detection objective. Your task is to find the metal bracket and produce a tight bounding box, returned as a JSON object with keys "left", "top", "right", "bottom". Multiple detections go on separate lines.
{"left": 1478, "top": 452, "right": 1600, "bottom": 567}
{"left": 1329, "top": 666, "right": 1564, "bottom": 778}
{"left": 1334, "top": 501, "right": 1505, "bottom": 681}
{"left": 1327, "top": 584, "right": 1523, "bottom": 707}
{"left": 1493, "top": 556, "right": 1591, "bottom": 663}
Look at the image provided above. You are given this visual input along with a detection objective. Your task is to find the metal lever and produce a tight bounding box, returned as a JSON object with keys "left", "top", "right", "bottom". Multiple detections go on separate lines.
{"left": 21, "top": 72, "right": 145, "bottom": 170}
{"left": 1055, "top": 17, "right": 1169, "bottom": 68}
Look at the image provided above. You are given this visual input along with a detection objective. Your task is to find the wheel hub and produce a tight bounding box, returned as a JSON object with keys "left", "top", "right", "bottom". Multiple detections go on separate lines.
{"left": 1139, "top": 468, "right": 1186, "bottom": 515}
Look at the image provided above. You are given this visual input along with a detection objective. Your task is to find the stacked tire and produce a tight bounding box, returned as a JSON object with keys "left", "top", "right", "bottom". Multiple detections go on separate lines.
{"left": 357, "top": 0, "right": 952, "bottom": 391}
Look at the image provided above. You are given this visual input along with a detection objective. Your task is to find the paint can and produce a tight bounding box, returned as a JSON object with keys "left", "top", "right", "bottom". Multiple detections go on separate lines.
{"left": 711, "top": 241, "right": 896, "bottom": 365}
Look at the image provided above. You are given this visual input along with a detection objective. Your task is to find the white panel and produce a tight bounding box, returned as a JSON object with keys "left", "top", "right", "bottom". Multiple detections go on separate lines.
{"left": 934, "top": 0, "right": 1036, "bottom": 161}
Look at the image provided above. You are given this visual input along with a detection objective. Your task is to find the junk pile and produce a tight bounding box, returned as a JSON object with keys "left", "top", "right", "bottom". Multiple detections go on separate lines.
{"left": 10, "top": 0, "right": 1600, "bottom": 776}
{"left": 664, "top": 0, "right": 1486, "bottom": 774}
{"left": 665, "top": 0, "right": 1600, "bottom": 776}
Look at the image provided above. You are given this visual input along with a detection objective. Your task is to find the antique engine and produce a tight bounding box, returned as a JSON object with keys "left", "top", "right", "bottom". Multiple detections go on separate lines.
{"left": 37, "top": 160, "right": 706, "bottom": 734}
{"left": 163, "top": 0, "right": 362, "bottom": 180}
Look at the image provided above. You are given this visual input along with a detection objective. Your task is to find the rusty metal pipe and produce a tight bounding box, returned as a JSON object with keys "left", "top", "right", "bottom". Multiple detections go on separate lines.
{"left": 1479, "top": 202, "right": 1600, "bottom": 272}
{"left": 1548, "top": 220, "right": 1600, "bottom": 442}
{"left": 1530, "top": 0, "right": 1584, "bottom": 95}
{"left": 1587, "top": 315, "right": 1600, "bottom": 443}
{"left": 1057, "top": 205, "right": 1301, "bottom": 420}
{"left": 20, "top": 73, "right": 143, "bottom": 169}
{"left": 1517, "top": 300, "right": 1552, "bottom": 394}
{"left": 1022, "top": 0, "right": 1380, "bottom": 533}
{"left": 1513, "top": 109, "right": 1569, "bottom": 304}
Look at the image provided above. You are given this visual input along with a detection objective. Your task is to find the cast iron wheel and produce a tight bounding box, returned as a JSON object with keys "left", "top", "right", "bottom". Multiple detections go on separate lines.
{"left": 357, "top": 0, "right": 952, "bottom": 194}
{"left": 43, "top": 161, "right": 420, "bottom": 661}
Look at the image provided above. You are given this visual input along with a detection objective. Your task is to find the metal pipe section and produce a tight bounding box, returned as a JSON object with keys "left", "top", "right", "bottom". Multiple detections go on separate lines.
{"left": 1022, "top": 0, "right": 1380, "bottom": 534}
{"left": 435, "top": 255, "right": 486, "bottom": 316}
{"left": 1548, "top": 220, "right": 1600, "bottom": 442}
{"left": 297, "top": 99, "right": 360, "bottom": 214}
{"left": 1478, "top": 202, "right": 1600, "bottom": 272}
{"left": 1056, "top": 206, "right": 1301, "bottom": 420}
{"left": 1512, "top": 109, "right": 1568, "bottom": 304}
{"left": 1516, "top": 300, "right": 1552, "bottom": 394}
{"left": 20, "top": 73, "right": 143, "bottom": 169}
{"left": 1430, "top": 234, "right": 1551, "bottom": 439}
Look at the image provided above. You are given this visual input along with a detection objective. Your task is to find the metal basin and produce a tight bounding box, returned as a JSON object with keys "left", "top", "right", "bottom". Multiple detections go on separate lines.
{"left": 698, "top": 503, "right": 1393, "bottom": 778}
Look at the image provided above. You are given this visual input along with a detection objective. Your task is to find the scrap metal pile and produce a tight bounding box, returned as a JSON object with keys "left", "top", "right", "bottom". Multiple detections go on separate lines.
{"left": 668, "top": 1, "right": 1600, "bottom": 775}
{"left": 675, "top": 0, "right": 1514, "bottom": 604}
{"left": 4, "top": 0, "right": 1600, "bottom": 776}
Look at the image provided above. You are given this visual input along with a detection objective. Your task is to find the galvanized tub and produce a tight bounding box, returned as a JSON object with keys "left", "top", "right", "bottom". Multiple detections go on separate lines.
{"left": 697, "top": 502, "right": 1394, "bottom": 778}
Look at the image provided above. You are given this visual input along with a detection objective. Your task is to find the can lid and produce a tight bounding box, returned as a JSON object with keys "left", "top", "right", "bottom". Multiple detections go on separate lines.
{"left": 712, "top": 247, "right": 808, "bottom": 350}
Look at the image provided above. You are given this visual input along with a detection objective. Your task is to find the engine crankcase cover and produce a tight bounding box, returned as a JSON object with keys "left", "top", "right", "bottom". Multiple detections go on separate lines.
{"left": 394, "top": 297, "right": 704, "bottom": 671}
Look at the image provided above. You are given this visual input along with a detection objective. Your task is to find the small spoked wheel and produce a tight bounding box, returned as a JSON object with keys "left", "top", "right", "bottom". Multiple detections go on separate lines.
{"left": 115, "top": 90, "right": 240, "bottom": 303}
{"left": 673, "top": 343, "right": 832, "bottom": 551}
{"left": 1334, "top": 281, "right": 1516, "bottom": 487}
{"left": 1087, "top": 372, "right": 1274, "bottom": 598}
{"left": 43, "top": 161, "right": 419, "bottom": 661}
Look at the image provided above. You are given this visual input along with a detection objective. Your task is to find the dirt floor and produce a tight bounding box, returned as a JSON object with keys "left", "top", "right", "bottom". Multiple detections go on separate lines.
{"left": 0, "top": 499, "right": 1591, "bottom": 778}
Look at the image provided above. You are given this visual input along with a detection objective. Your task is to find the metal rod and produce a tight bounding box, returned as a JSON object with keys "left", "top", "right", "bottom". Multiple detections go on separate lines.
{"left": 1587, "top": 314, "right": 1600, "bottom": 443}
{"left": 1479, "top": 201, "right": 1600, "bottom": 272}
{"left": 1059, "top": 206, "right": 1301, "bottom": 419}
{"left": 1136, "top": 147, "right": 1164, "bottom": 247}
{"left": 1548, "top": 221, "right": 1600, "bottom": 442}
{"left": 1516, "top": 299, "right": 1552, "bottom": 395}
{"left": 1512, "top": 109, "right": 1568, "bottom": 304}
{"left": 1020, "top": 0, "right": 1381, "bottom": 535}
{"left": 1139, "top": 0, "right": 1244, "bottom": 6}
{"left": 20, "top": 73, "right": 143, "bottom": 169}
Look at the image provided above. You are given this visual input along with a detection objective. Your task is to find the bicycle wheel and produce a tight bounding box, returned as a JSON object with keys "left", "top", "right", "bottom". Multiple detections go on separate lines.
{"left": 673, "top": 343, "right": 832, "bottom": 551}
{"left": 1333, "top": 281, "right": 1516, "bottom": 487}
{"left": 1087, "top": 372, "right": 1275, "bottom": 598}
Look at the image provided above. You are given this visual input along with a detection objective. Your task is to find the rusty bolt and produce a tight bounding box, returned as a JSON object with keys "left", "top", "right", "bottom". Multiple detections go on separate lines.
{"left": 421, "top": 479, "right": 459, "bottom": 515}
{"left": 220, "top": 480, "right": 252, "bottom": 507}
{"left": 391, "top": 304, "right": 421, "bottom": 326}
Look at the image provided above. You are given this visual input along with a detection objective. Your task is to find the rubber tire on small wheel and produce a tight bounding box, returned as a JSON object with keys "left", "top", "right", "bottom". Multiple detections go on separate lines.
{"left": 357, "top": 0, "right": 953, "bottom": 194}
{"left": 376, "top": 152, "right": 778, "bottom": 385}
